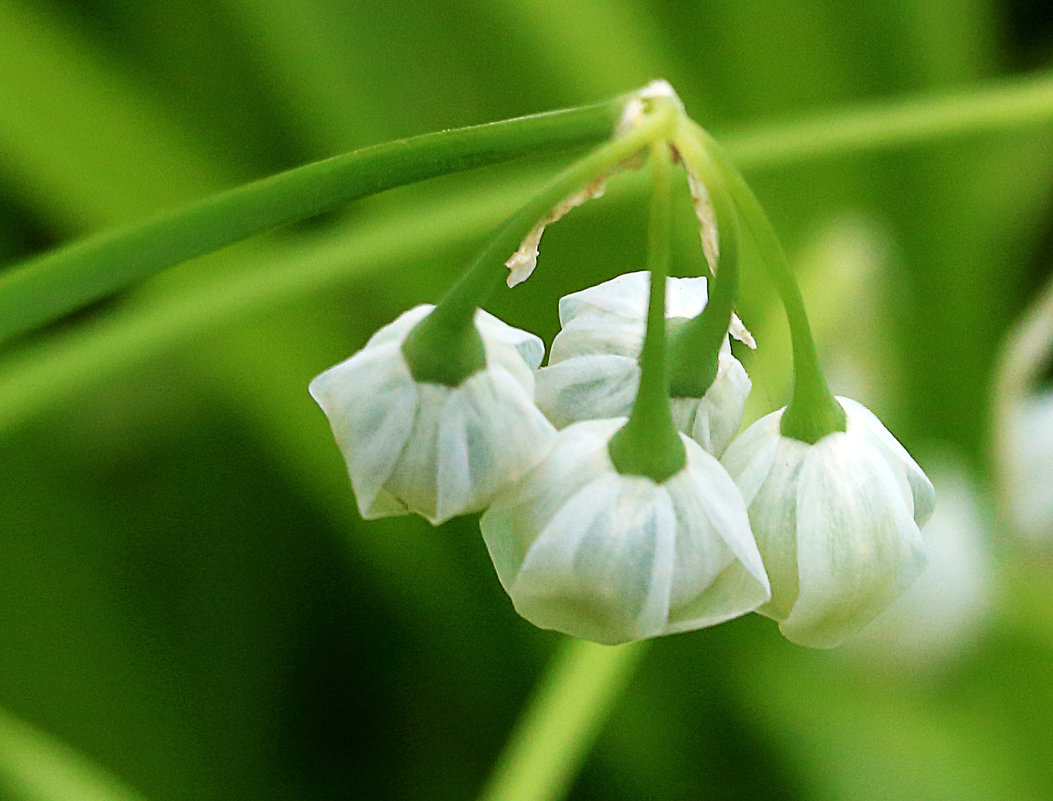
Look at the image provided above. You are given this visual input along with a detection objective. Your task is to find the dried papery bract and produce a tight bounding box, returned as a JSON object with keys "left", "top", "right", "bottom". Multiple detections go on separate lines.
{"left": 721, "top": 397, "right": 932, "bottom": 648}
{"left": 309, "top": 305, "right": 556, "bottom": 524}
{"left": 504, "top": 80, "right": 687, "bottom": 289}
{"left": 504, "top": 174, "right": 609, "bottom": 287}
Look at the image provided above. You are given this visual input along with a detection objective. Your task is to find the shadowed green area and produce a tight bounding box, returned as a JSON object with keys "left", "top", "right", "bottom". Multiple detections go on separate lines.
{"left": 3, "top": 1, "right": 1053, "bottom": 800}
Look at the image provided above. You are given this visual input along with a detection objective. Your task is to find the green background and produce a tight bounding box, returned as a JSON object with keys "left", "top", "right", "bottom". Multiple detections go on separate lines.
{"left": 2, "top": 1, "right": 1053, "bottom": 799}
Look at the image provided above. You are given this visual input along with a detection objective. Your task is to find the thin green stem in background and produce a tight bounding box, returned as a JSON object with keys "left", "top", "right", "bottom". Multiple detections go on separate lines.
{"left": 0, "top": 97, "right": 625, "bottom": 348}
{"left": 722, "top": 69, "right": 1053, "bottom": 170}
{"left": 478, "top": 639, "right": 647, "bottom": 801}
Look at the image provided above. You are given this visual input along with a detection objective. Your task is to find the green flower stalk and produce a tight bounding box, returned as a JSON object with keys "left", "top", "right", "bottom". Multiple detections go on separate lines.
{"left": 684, "top": 122, "right": 846, "bottom": 443}
{"left": 606, "top": 140, "right": 686, "bottom": 480}
{"left": 402, "top": 92, "right": 680, "bottom": 386}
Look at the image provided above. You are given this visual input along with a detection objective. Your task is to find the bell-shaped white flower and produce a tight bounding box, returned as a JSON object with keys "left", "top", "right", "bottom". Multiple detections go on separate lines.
{"left": 720, "top": 397, "right": 932, "bottom": 648}
{"left": 309, "top": 305, "right": 556, "bottom": 525}
{"left": 535, "top": 271, "right": 751, "bottom": 456}
{"left": 481, "top": 418, "right": 770, "bottom": 645}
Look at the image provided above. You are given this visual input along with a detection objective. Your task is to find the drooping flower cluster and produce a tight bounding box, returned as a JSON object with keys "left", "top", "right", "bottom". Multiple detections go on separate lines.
{"left": 308, "top": 81, "right": 934, "bottom": 649}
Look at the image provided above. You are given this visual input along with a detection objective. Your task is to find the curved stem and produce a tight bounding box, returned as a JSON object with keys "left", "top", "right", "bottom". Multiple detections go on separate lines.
{"left": 608, "top": 140, "right": 686, "bottom": 481}
{"left": 690, "top": 122, "right": 845, "bottom": 443}
{"left": 477, "top": 639, "right": 647, "bottom": 801}
{"left": 722, "top": 69, "right": 1053, "bottom": 170}
{"left": 0, "top": 98, "right": 627, "bottom": 349}
{"left": 667, "top": 122, "right": 740, "bottom": 398}
{"left": 404, "top": 99, "right": 680, "bottom": 385}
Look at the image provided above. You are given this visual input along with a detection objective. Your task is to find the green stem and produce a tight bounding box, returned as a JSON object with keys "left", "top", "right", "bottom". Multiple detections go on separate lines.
{"left": 608, "top": 141, "right": 687, "bottom": 481}
{"left": 477, "top": 639, "right": 647, "bottom": 801}
{"left": 722, "top": 69, "right": 1053, "bottom": 170}
{"left": 0, "top": 98, "right": 626, "bottom": 349}
{"left": 403, "top": 98, "right": 680, "bottom": 385}
{"left": 690, "top": 121, "right": 845, "bottom": 443}
{"left": 667, "top": 122, "right": 740, "bottom": 398}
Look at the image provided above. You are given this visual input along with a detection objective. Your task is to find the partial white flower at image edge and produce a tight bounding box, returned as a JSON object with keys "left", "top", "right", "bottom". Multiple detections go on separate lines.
{"left": 310, "top": 305, "right": 556, "bottom": 525}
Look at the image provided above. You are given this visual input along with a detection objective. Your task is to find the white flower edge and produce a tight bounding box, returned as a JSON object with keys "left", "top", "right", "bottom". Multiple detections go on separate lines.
{"left": 721, "top": 396, "right": 932, "bottom": 648}
{"left": 555, "top": 270, "right": 754, "bottom": 348}
{"left": 481, "top": 418, "right": 770, "bottom": 645}
{"left": 309, "top": 305, "right": 555, "bottom": 524}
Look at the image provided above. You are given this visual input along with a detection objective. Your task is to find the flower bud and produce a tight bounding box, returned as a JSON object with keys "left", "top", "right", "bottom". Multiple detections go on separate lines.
{"left": 309, "top": 305, "right": 556, "bottom": 524}
{"left": 481, "top": 418, "right": 770, "bottom": 645}
{"left": 720, "top": 396, "right": 932, "bottom": 648}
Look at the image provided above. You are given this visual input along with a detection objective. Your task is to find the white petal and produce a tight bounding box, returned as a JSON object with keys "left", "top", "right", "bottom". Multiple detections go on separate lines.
{"left": 535, "top": 355, "right": 640, "bottom": 428}
{"left": 309, "top": 342, "right": 419, "bottom": 518}
{"left": 509, "top": 472, "right": 676, "bottom": 644}
{"left": 549, "top": 316, "right": 645, "bottom": 363}
{"left": 721, "top": 411, "right": 810, "bottom": 620}
{"left": 381, "top": 381, "right": 448, "bottom": 520}
{"left": 558, "top": 271, "right": 652, "bottom": 325}
{"left": 474, "top": 309, "right": 546, "bottom": 370}
{"left": 362, "top": 304, "right": 435, "bottom": 348}
{"left": 665, "top": 276, "right": 710, "bottom": 319}
{"left": 683, "top": 350, "right": 751, "bottom": 457}
{"left": 433, "top": 367, "right": 556, "bottom": 523}
{"left": 782, "top": 435, "right": 926, "bottom": 648}
{"left": 483, "top": 419, "right": 623, "bottom": 586}
{"left": 662, "top": 441, "right": 770, "bottom": 631}
{"left": 720, "top": 408, "right": 783, "bottom": 503}
{"left": 839, "top": 396, "right": 935, "bottom": 528}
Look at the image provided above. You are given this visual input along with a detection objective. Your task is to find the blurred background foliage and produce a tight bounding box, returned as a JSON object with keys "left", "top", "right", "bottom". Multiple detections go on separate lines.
{"left": 2, "top": 1, "right": 1053, "bottom": 799}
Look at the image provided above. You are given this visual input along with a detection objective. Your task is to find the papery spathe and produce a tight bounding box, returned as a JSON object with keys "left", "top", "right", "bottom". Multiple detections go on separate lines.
{"left": 721, "top": 397, "right": 932, "bottom": 648}
{"left": 309, "top": 305, "right": 555, "bottom": 524}
{"left": 481, "top": 418, "right": 770, "bottom": 645}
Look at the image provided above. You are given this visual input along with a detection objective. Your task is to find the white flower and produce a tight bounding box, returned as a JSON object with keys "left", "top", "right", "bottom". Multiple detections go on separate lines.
{"left": 309, "top": 305, "right": 556, "bottom": 524}
{"left": 481, "top": 418, "right": 770, "bottom": 645}
{"left": 720, "top": 397, "right": 933, "bottom": 648}
{"left": 535, "top": 271, "right": 752, "bottom": 456}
